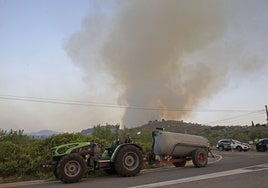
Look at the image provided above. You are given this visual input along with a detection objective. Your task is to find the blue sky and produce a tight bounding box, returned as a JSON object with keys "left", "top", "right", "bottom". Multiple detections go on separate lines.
{"left": 0, "top": 0, "right": 88, "bottom": 97}
{"left": 0, "top": 0, "right": 268, "bottom": 132}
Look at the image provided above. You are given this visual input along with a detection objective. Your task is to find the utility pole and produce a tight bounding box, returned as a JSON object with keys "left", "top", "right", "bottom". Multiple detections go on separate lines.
{"left": 266, "top": 105, "right": 268, "bottom": 127}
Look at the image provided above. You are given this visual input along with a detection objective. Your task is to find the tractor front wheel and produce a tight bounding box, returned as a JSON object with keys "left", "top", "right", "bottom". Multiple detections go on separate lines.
{"left": 57, "top": 153, "right": 86, "bottom": 183}
{"left": 114, "top": 145, "right": 143, "bottom": 177}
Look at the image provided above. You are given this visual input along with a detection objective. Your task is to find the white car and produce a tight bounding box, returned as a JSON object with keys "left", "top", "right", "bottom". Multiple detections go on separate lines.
{"left": 232, "top": 140, "right": 250, "bottom": 151}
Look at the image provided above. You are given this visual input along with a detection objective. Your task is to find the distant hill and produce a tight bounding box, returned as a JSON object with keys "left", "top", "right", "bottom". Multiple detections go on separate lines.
{"left": 26, "top": 130, "right": 60, "bottom": 138}
{"left": 24, "top": 120, "right": 268, "bottom": 145}
{"left": 81, "top": 127, "right": 94, "bottom": 135}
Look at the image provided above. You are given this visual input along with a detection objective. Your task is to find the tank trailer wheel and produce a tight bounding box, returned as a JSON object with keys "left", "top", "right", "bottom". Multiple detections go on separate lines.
{"left": 192, "top": 148, "right": 208, "bottom": 168}
{"left": 114, "top": 145, "right": 143, "bottom": 177}
{"left": 172, "top": 159, "right": 186, "bottom": 167}
{"left": 57, "top": 153, "right": 86, "bottom": 183}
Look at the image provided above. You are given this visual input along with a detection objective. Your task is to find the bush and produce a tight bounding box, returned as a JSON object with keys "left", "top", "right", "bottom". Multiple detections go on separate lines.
{"left": 0, "top": 142, "right": 21, "bottom": 177}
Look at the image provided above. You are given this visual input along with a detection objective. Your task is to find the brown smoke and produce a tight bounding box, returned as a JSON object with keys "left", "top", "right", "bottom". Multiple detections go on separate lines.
{"left": 65, "top": 0, "right": 267, "bottom": 127}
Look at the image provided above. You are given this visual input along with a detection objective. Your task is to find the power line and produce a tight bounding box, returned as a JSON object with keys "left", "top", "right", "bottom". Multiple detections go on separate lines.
{"left": 0, "top": 94, "right": 265, "bottom": 126}
{"left": 0, "top": 94, "right": 261, "bottom": 113}
{"left": 0, "top": 95, "right": 124, "bottom": 109}
{"left": 203, "top": 110, "right": 264, "bottom": 125}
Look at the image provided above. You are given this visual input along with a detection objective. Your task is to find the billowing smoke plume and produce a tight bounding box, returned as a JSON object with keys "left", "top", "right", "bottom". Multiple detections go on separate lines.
{"left": 66, "top": 0, "right": 267, "bottom": 127}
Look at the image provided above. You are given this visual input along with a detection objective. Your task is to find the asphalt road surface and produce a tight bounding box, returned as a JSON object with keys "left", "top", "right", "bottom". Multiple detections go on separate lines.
{"left": 1, "top": 151, "right": 268, "bottom": 188}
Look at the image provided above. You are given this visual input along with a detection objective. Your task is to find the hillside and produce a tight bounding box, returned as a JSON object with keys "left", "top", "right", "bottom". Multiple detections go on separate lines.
{"left": 135, "top": 119, "right": 210, "bottom": 134}
{"left": 132, "top": 119, "right": 268, "bottom": 146}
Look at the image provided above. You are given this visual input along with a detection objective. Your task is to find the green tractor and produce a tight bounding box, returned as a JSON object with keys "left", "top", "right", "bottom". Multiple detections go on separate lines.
{"left": 51, "top": 141, "right": 143, "bottom": 183}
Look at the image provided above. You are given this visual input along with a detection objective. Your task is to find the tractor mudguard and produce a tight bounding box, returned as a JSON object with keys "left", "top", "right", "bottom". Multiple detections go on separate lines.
{"left": 52, "top": 142, "right": 91, "bottom": 159}
{"left": 110, "top": 143, "right": 142, "bottom": 162}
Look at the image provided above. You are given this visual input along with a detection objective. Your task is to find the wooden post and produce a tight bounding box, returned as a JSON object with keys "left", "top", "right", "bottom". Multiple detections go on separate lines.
{"left": 265, "top": 105, "right": 268, "bottom": 126}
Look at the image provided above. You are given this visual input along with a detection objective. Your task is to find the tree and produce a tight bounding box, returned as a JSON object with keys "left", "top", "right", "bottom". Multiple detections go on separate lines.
{"left": 92, "top": 124, "right": 115, "bottom": 143}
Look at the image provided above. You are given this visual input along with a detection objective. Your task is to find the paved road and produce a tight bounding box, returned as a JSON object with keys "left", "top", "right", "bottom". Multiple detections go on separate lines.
{"left": 1, "top": 151, "right": 268, "bottom": 188}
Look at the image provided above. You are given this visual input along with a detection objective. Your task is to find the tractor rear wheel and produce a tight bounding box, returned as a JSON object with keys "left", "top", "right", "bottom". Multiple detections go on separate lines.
{"left": 192, "top": 148, "right": 208, "bottom": 168}
{"left": 57, "top": 153, "right": 86, "bottom": 183}
{"left": 114, "top": 145, "right": 143, "bottom": 177}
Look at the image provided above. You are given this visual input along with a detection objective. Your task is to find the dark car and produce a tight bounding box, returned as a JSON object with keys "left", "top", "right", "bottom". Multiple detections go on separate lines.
{"left": 216, "top": 139, "right": 232, "bottom": 151}
{"left": 256, "top": 138, "right": 268, "bottom": 152}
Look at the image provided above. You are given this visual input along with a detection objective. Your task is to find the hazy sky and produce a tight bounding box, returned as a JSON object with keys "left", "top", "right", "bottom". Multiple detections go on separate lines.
{"left": 0, "top": 0, "right": 268, "bottom": 133}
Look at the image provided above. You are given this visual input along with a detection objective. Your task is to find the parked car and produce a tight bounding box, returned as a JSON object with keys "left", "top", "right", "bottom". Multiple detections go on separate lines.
{"left": 216, "top": 139, "right": 250, "bottom": 152}
{"left": 256, "top": 138, "right": 268, "bottom": 152}
{"left": 216, "top": 139, "right": 231, "bottom": 151}
{"left": 232, "top": 140, "right": 250, "bottom": 151}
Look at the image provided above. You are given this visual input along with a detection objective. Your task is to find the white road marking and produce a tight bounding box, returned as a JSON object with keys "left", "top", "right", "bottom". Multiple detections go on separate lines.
{"left": 0, "top": 180, "right": 49, "bottom": 188}
{"left": 208, "top": 154, "right": 223, "bottom": 164}
{"left": 128, "top": 163, "right": 268, "bottom": 188}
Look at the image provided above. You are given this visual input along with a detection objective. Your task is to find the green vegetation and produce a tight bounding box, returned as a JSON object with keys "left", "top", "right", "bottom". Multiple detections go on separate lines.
{"left": 0, "top": 122, "right": 268, "bottom": 183}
